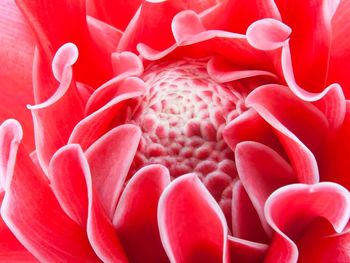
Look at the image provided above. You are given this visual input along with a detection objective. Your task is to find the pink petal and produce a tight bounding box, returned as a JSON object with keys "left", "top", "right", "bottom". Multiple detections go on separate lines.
{"left": 49, "top": 145, "right": 89, "bottom": 227}
{"left": 0, "top": 0, "right": 35, "bottom": 149}
{"left": 158, "top": 174, "right": 229, "bottom": 263}
{"left": 228, "top": 236, "right": 268, "bottom": 263}
{"left": 0, "top": 121, "right": 99, "bottom": 262}
{"left": 113, "top": 164, "right": 170, "bottom": 263}
{"left": 49, "top": 144, "right": 128, "bottom": 262}
{"left": 0, "top": 194, "right": 37, "bottom": 263}
{"left": 69, "top": 77, "right": 146, "bottom": 150}
{"left": 231, "top": 179, "right": 269, "bottom": 243}
{"left": 246, "top": 84, "right": 330, "bottom": 183}
{"left": 28, "top": 43, "right": 85, "bottom": 173}
{"left": 16, "top": 0, "right": 114, "bottom": 88}
{"left": 207, "top": 56, "right": 277, "bottom": 83}
{"left": 223, "top": 108, "right": 283, "bottom": 155}
{"left": 86, "top": 0, "right": 141, "bottom": 31}
{"left": 201, "top": 0, "right": 281, "bottom": 33}
{"left": 85, "top": 124, "right": 141, "bottom": 218}
{"left": 235, "top": 141, "right": 296, "bottom": 236}
{"left": 275, "top": 0, "right": 337, "bottom": 93}
{"left": 246, "top": 18, "right": 291, "bottom": 51}
{"left": 111, "top": 52, "right": 144, "bottom": 77}
{"left": 264, "top": 183, "right": 350, "bottom": 262}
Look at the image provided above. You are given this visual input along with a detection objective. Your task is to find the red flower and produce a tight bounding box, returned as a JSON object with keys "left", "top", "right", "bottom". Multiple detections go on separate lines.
{"left": 0, "top": 0, "right": 350, "bottom": 262}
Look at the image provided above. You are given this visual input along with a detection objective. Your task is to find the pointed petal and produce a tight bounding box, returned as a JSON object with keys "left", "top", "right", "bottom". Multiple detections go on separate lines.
{"left": 113, "top": 164, "right": 170, "bottom": 263}
{"left": 0, "top": 121, "right": 99, "bottom": 262}
{"left": 264, "top": 183, "right": 350, "bottom": 263}
{"left": 85, "top": 125, "right": 141, "bottom": 218}
{"left": 28, "top": 43, "right": 85, "bottom": 173}
{"left": 158, "top": 174, "right": 229, "bottom": 263}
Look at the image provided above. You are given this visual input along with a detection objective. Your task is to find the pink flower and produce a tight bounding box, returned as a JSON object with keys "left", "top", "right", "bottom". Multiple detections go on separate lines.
{"left": 1, "top": 0, "right": 350, "bottom": 262}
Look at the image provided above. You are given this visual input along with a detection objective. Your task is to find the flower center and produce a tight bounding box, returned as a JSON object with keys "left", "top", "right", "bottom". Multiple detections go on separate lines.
{"left": 130, "top": 59, "right": 246, "bottom": 206}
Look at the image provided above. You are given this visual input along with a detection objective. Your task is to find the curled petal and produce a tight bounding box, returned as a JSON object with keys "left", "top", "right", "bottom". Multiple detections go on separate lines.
{"left": 114, "top": 164, "right": 170, "bottom": 263}
{"left": 0, "top": 121, "right": 99, "bottom": 262}
{"left": 158, "top": 174, "right": 229, "bottom": 263}
{"left": 264, "top": 183, "right": 350, "bottom": 263}
{"left": 246, "top": 18, "right": 291, "bottom": 51}
{"left": 111, "top": 52, "right": 144, "bottom": 77}
{"left": 228, "top": 236, "right": 268, "bottom": 263}
{"left": 172, "top": 10, "right": 205, "bottom": 44}
{"left": 28, "top": 43, "right": 84, "bottom": 173}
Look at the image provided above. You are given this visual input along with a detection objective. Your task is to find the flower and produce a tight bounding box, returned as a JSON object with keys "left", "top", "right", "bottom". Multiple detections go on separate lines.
{"left": 0, "top": 0, "right": 350, "bottom": 262}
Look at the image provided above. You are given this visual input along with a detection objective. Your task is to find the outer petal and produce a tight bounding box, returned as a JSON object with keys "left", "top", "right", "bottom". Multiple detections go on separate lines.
{"left": 28, "top": 44, "right": 85, "bottom": 173}
{"left": 231, "top": 179, "right": 269, "bottom": 243}
{"left": 113, "top": 165, "right": 170, "bottom": 263}
{"left": 85, "top": 125, "right": 141, "bottom": 218}
{"left": 275, "top": 0, "right": 337, "bottom": 93}
{"left": 0, "top": 0, "right": 35, "bottom": 149}
{"left": 0, "top": 192, "right": 37, "bottom": 262}
{"left": 328, "top": 0, "right": 350, "bottom": 98}
{"left": 235, "top": 141, "right": 296, "bottom": 235}
{"left": 0, "top": 120, "right": 100, "bottom": 262}
{"left": 16, "top": 0, "right": 114, "bottom": 89}
{"left": 49, "top": 144, "right": 128, "bottom": 263}
{"left": 264, "top": 183, "right": 350, "bottom": 263}
{"left": 245, "top": 84, "right": 330, "bottom": 183}
{"left": 158, "top": 174, "right": 229, "bottom": 263}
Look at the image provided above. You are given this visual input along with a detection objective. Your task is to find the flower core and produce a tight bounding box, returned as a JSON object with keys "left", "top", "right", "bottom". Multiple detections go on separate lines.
{"left": 130, "top": 59, "right": 246, "bottom": 205}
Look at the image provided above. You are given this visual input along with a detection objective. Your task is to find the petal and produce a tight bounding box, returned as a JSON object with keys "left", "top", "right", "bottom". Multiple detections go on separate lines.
{"left": 0, "top": 0, "right": 35, "bottom": 149}
{"left": 85, "top": 125, "right": 141, "bottom": 218}
{"left": 245, "top": 84, "right": 330, "bottom": 183}
{"left": 69, "top": 77, "right": 146, "bottom": 150}
{"left": 264, "top": 182, "right": 350, "bottom": 263}
{"left": 201, "top": 0, "right": 281, "bottom": 33}
{"left": 235, "top": 141, "right": 296, "bottom": 235}
{"left": 158, "top": 174, "right": 229, "bottom": 263}
{"left": 86, "top": 0, "right": 141, "bottom": 31}
{"left": 275, "top": 0, "right": 337, "bottom": 93}
{"left": 228, "top": 236, "right": 268, "bottom": 263}
{"left": 0, "top": 121, "right": 99, "bottom": 262}
{"left": 231, "top": 179, "right": 269, "bottom": 243}
{"left": 28, "top": 43, "right": 85, "bottom": 173}
{"left": 328, "top": 0, "right": 350, "bottom": 98}
{"left": 16, "top": 0, "right": 114, "bottom": 88}
{"left": 113, "top": 164, "right": 170, "bottom": 263}
{"left": 246, "top": 18, "right": 291, "bottom": 51}
{"left": 49, "top": 144, "right": 128, "bottom": 262}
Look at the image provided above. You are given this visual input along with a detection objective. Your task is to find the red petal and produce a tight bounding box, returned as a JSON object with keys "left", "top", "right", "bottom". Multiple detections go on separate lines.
{"left": 328, "top": 0, "right": 350, "bottom": 98}
{"left": 231, "top": 179, "right": 269, "bottom": 243}
{"left": 28, "top": 44, "right": 85, "bottom": 173}
{"left": 0, "top": 121, "right": 99, "bottom": 262}
{"left": 69, "top": 77, "right": 146, "bottom": 150}
{"left": 228, "top": 236, "right": 268, "bottom": 263}
{"left": 16, "top": 0, "right": 114, "bottom": 88}
{"left": 275, "top": 0, "right": 336, "bottom": 93}
{"left": 246, "top": 84, "right": 330, "bottom": 183}
{"left": 49, "top": 144, "right": 128, "bottom": 262}
{"left": 235, "top": 142, "right": 296, "bottom": 236}
{"left": 85, "top": 125, "right": 141, "bottom": 218}
{"left": 0, "top": 0, "right": 35, "bottom": 149}
{"left": 264, "top": 183, "right": 350, "bottom": 262}
{"left": 158, "top": 174, "right": 229, "bottom": 263}
{"left": 113, "top": 164, "right": 170, "bottom": 263}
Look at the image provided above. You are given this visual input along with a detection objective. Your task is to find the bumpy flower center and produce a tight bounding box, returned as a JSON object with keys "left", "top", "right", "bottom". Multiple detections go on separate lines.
{"left": 130, "top": 59, "right": 246, "bottom": 205}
